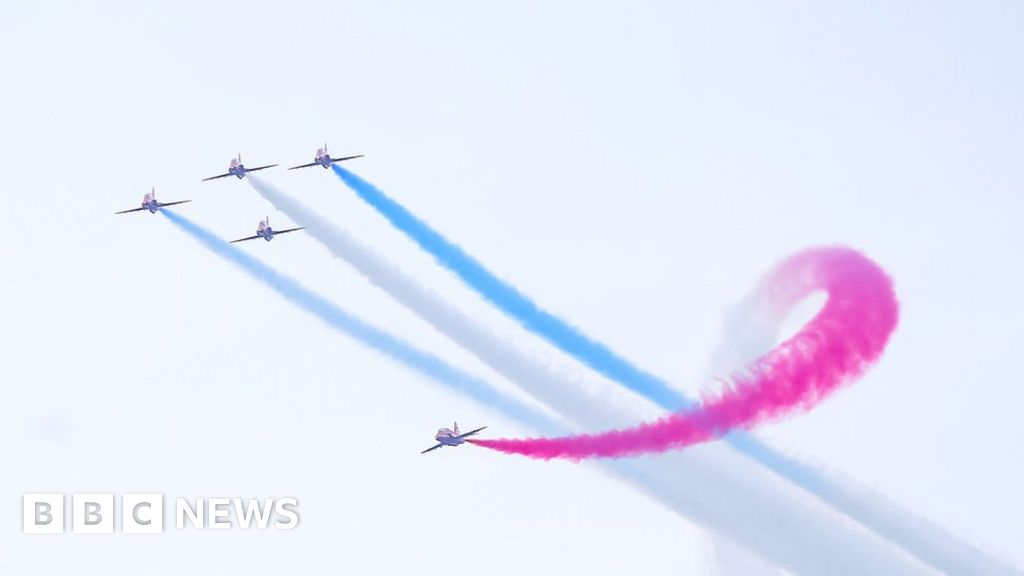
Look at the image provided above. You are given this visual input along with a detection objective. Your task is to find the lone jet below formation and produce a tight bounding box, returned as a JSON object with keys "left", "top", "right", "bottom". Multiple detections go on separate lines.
{"left": 115, "top": 188, "right": 191, "bottom": 215}
{"left": 421, "top": 422, "right": 487, "bottom": 454}
{"left": 230, "top": 216, "right": 305, "bottom": 244}
{"left": 202, "top": 154, "right": 278, "bottom": 181}
{"left": 288, "top": 143, "right": 364, "bottom": 170}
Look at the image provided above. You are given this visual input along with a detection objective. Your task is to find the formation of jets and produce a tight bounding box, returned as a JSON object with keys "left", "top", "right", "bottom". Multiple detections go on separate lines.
{"left": 117, "top": 145, "right": 492, "bottom": 453}
{"left": 115, "top": 144, "right": 363, "bottom": 244}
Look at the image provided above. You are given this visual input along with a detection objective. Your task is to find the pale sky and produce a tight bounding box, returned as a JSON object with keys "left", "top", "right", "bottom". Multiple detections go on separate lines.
{"left": 1, "top": 1, "right": 1021, "bottom": 574}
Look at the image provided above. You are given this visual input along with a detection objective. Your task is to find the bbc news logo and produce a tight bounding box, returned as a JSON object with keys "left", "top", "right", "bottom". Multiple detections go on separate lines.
{"left": 23, "top": 494, "right": 300, "bottom": 534}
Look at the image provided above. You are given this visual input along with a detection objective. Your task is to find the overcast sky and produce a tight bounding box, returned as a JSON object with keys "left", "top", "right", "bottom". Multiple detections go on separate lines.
{"left": 1, "top": 1, "right": 1021, "bottom": 574}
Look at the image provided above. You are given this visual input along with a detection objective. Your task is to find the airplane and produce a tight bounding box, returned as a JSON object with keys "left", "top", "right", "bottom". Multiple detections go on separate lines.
{"left": 202, "top": 154, "right": 278, "bottom": 181}
{"left": 115, "top": 187, "right": 191, "bottom": 215}
{"left": 230, "top": 216, "right": 305, "bottom": 243}
{"left": 287, "top": 143, "right": 364, "bottom": 170}
{"left": 420, "top": 422, "right": 487, "bottom": 454}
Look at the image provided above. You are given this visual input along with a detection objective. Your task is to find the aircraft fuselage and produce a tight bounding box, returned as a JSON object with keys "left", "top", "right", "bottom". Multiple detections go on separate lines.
{"left": 435, "top": 430, "right": 466, "bottom": 447}
{"left": 142, "top": 194, "right": 160, "bottom": 213}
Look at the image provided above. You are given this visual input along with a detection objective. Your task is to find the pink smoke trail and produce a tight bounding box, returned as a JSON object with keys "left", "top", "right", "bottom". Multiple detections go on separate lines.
{"left": 469, "top": 246, "right": 899, "bottom": 461}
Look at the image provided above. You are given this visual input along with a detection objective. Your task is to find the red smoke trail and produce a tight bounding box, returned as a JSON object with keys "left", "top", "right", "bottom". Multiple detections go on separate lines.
{"left": 469, "top": 246, "right": 899, "bottom": 461}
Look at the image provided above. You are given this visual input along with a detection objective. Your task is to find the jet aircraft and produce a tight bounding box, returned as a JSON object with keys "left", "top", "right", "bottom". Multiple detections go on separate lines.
{"left": 115, "top": 188, "right": 191, "bottom": 215}
{"left": 420, "top": 422, "right": 487, "bottom": 454}
{"left": 287, "top": 143, "right": 364, "bottom": 170}
{"left": 230, "top": 216, "right": 305, "bottom": 243}
{"left": 202, "top": 154, "right": 278, "bottom": 181}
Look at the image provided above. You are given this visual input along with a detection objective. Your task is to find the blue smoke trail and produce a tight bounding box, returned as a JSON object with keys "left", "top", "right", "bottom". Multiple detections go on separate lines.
{"left": 331, "top": 165, "right": 1018, "bottom": 576}
{"left": 160, "top": 209, "right": 553, "bottom": 432}
{"left": 332, "top": 165, "right": 685, "bottom": 410}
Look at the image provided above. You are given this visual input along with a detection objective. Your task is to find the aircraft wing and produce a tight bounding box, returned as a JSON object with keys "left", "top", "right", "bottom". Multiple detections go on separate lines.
{"left": 230, "top": 234, "right": 262, "bottom": 244}
{"left": 456, "top": 426, "right": 487, "bottom": 439}
{"left": 274, "top": 227, "right": 305, "bottom": 236}
{"left": 201, "top": 172, "right": 233, "bottom": 182}
{"left": 246, "top": 164, "right": 278, "bottom": 173}
{"left": 287, "top": 162, "right": 318, "bottom": 170}
{"left": 114, "top": 207, "right": 146, "bottom": 215}
{"left": 157, "top": 200, "right": 192, "bottom": 209}
{"left": 334, "top": 154, "right": 365, "bottom": 162}
{"left": 420, "top": 443, "right": 445, "bottom": 454}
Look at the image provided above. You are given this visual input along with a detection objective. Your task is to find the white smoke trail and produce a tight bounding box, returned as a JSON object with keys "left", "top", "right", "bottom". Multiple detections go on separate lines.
{"left": 248, "top": 176, "right": 936, "bottom": 574}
